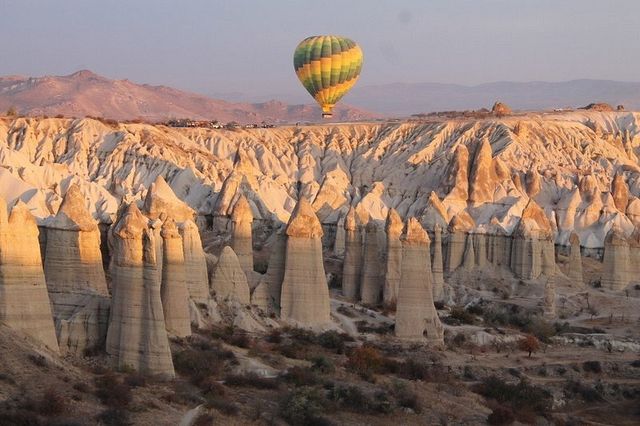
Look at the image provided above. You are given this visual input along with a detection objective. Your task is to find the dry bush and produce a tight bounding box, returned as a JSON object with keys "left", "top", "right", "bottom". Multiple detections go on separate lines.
{"left": 94, "top": 373, "right": 132, "bottom": 409}
{"left": 518, "top": 335, "right": 540, "bottom": 357}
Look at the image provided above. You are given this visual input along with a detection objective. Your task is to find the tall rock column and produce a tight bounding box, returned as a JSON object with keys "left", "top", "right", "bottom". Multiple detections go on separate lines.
{"left": 395, "top": 218, "right": 444, "bottom": 346}
{"left": 567, "top": 233, "right": 583, "bottom": 287}
{"left": 179, "top": 220, "right": 210, "bottom": 302}
{"left": 342, "top": 207, "right": 362, "bottom": 302}
{"left": 280, "top": 198, "right": 330, "bottom": 325}
{"left": 383, "top": 209, "right": 403, "bottom": 307}
{"left": 601, "top": 227, "right": 630, "bottom": 291}
{"left": 210, "top": 246, "right": 251, "bottom": 305}
{"left": 431, "top": 225, "right": 445, "bottom": 302}
{"left": 0, "top": 200, "right": 59, "bottom": 353}
{"left": 160, "top": 218, "right": 191, "bottom": 338}
{"left": 445, "top": 212, "right": 475, "bottom": 273}
{"left": 105, "top": 204, "right": 174, "bottom": 377}
{"left": 510, "top": 200, "right": 552, "bottom": 280}
{"left": 231, "top": 195, "right": 254, "bottom": 279}
{"left": 360, "top": 221, "right": 382, "bottom": 305}
{"left": 43, "top": 184, "right": 109, "bottom": 355}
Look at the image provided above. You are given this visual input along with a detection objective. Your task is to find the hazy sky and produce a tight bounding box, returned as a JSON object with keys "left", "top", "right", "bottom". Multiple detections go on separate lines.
{"left": 1, "top": 0, "right": 639, "bottom": 99}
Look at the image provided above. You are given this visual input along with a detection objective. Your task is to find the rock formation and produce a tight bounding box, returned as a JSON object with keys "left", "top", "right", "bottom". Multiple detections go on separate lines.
{"left": 601, "top": 226, "right": 631, "bottom": 291}
{"left": 0, "top": 200, "right": 59, "bottom": 353}
{"left": 106, "top": 203, "right": 174, "bottom": 377}
{"left": 360, "top": 221, "right": 383, "bottom": 305}
{"left": 395, "top": 218, "right": 443, "bottom": 345}
{"left": 492, "top": 101, "right": 512, "bottom": 115}
{"left": 431, "top": 225, "right": 445, "bottom": 302}
{"left": 261, "top": 231, "right": 286, "bottom": 313}
{"left": 342, "top": 207, "right": 363, "bottom": 301}
{"left": 445, "top": 211, "right": 475, "bottom": 273}
{"left": 280, "top": 198, "right": 330, "bottom": 325}
{"left": 333, "top": 212, "right": 346, "bottom": 256}
{"left": 230, "top": 194, "right": 254, "bottom": 278}
{"left": 462, "top": 233, "right": 476, "bottom": 270}
{"left": 543, "top": 272, "right": 556, "bottom": 320}
{"left": 179, "top": 219, "right": 210, "bottom": 302}
{"left": 511, "top": 200, "right": 553, "bottom": 280}
{"left": 567, "top": 233, "right": 583, "bottom": 287}
{"left": 443, "top": 145, "right": 469, "bottom": 202}
{"left": 611, "top": 174, "right": 629, "bottom": 212}
{"left": 525, "top": 170, "right": 541, "bottom": 198}
{"left": 474, "top": 233, "right": 488, "bottom": 268}
{"left": 160, "top": 218, "right": 191, "bottom": 337}
{"left": 210, "top": 246, "right": 251, "bottom": 305}
{"left": 468, "top": 137, "right": 495, "bottom": 204}
{"left": 43, "top": 184, "right": 109, "bottom": 354}
{"left": 143, "top": 175, "right": 195, "bottom": 222}
{"left": 383, "top": 209, "right": 403, "bottom": 306}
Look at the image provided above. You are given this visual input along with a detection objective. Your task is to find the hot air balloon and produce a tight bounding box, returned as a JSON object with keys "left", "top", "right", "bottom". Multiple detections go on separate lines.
{"left": 293, "top": 35, "right": 363, "bottom": 118}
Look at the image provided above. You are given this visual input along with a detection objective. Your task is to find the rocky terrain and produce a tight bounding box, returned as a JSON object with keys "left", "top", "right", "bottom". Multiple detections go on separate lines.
{"left": 0, "top": 111, "right": 638, "bottom": 425}
{"left": 0, "top": 70, "right": 373, "bottom": 123}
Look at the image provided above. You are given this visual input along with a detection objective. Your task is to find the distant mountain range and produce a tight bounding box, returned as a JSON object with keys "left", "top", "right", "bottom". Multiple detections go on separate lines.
{"left": 0, "top": 70, "right": 373, "bottom": 123}
{"left": 215, "top": 79, "right": 640, "bottom": 116}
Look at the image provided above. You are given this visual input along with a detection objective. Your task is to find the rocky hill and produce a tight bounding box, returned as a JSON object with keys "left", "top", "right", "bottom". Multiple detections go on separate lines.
{"left": 1, "top": 110, "right": 639, "bottom": 249}
{"left": 0, "top": 70, "right": 374, "bottom": 123}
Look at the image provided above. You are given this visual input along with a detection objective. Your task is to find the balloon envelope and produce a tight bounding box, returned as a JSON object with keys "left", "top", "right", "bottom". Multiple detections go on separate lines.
{"left": 293, "top": 35, "right": 363, "bottom": 117}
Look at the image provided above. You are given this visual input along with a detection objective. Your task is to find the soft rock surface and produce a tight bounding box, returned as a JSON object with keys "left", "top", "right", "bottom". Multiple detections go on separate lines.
{"left": 342, "top": 206, "right": 363, "bottom": 302}
{"left": 360, "top": 221, "right": 383, "bottom": 306}
{"left": 230, "top": 194, "right": 254, "bottom": 278}
{"left": 280, "top": 198, "right": 330, "bottom": 325}
{"left": 210, "top": 246, "right": 251, "bottom": 305}
{"left": 383, "top": 209, "right": 403, "bottom": 306}
{"left": 179, "top": 219, "right": 210, "bottom": 301}
{"left": 395, "top": 218, "right": 444, "bottom": 345}
{"left": 160, "top": 218, "right": 191, "bottom": 337}
{"left": 43, "top": 184, "right": 109, "bottom": 354}
{"left": 143, "top": 175, "right": 195, "bottom": 222}
{"left": 106, "top": 203, "right": 174, "bottom": 377}
{"left": 0, "top": 200, "right": 59, "bottom": 353}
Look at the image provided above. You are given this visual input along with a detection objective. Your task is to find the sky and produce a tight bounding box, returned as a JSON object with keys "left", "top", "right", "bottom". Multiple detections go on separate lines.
{"left": 1, "top": 0, "right": 639, "bottom": 101}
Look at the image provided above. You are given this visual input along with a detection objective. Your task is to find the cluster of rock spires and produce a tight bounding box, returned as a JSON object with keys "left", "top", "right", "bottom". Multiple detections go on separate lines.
{"left": 4, "top": 111, "right": 640, "bottom": 378}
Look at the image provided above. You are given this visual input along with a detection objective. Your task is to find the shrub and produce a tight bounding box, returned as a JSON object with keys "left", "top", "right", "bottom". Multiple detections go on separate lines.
{"left": 447, "top": 306, "right": 476, "bottom": 325}
{"left": 172, "top": 343, "right": 233, "bottom": 386}
{"left": 564, "top": 380, "right": 603, "bottom": 402}
{"left": 518, "top": 335, "right": 540, "bottom": 357}
{"left": 473, "top": 376, "right": 552, "bottom": 418}
{"left": 193, "top": 413, "right": 215, "bottom": 426}
{"left": 311, "top": 356, "right": 335, "bottom": 374}
{"left": 280, "top": 386, "right": 328, "bottom": 425}
{"left": 38, "top": 387, "right": 67, "bottom": 416}
{"left": 28, "top": 354, "right": 47, "bottom": 368}
{"left": 94, "top": 374, "right": 132, "bottom": 408}
{"left": 224, "top": 372, "right": 279, "bottom": 389}
{"left": 346, "top": 346, "right": 384, "bottom": 378}
{"left": 97, "top": 408, "right": 130, "bottom": 426}
{"left": 124, "top": 373, "right": 147, "bottom": 388}
{"left": 487, "top": 404, "right": 515, "bottom": 425}
{"left": 281, "top": 366, "right": 320, "bottom": 387}
{"left": 582, "top": 361, "right": 602, "bottom": 373}
{"left": 205, "top": 394, "right": 239, "bottom": 416}
{"left": 392, "top": 383, "right": 421, "bottom": 413}
{"left": 317, "top": 330, "right": 350, "bottom": 353}
{"left": 630, "top": 360, "right": 640, "bottom": 368}
{"left": 73, "top": 382, "right": 91, "bottom": 393}
{"left": 526, "top": 319, "right": 556, "bottom": 343}
{"left": 0, "top": 407, "right": 42, "bottom": 426}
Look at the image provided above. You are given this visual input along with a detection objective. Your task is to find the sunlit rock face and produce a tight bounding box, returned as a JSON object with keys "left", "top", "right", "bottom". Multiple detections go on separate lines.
{"left": 105, "top": 203, "right": 174, "bottom": 377}
{"left": 280, "top": 198, "right": 330, "bottom": 326}
{"left": 0, "top": 199, "right": 59, "bottom": 353}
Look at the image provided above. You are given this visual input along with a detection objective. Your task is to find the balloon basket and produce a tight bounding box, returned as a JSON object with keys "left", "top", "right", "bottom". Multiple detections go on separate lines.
{"left": 322, "top": 113, "right": 333, "bottom": 119}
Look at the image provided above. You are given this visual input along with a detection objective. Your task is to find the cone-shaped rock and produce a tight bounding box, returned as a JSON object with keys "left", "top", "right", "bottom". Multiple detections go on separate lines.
{"left": 160, "top": 218, "right": 191, "bottom": 337}
{"left": 360, "top": 221, "right": 383, "bottom": 305}
{"left": 0, "top": 200, "right": 59, "bottom": 353}
{"left": 280, "top": 198, "right": 330, "bottom": 325}
{"left": 105, "top": 203, "right": 174, "bottom": 377}
{"left": 143, "top": 175, "right": 195, "bottom": 222}
{"left": 445, "top": 211, "right": 475, "bottom": 273}
{"left": 231, "top": 194, "right": 254, "bottom": 278}
{"left": 421, "top": 192, "right": 449, "bottom": 230}
{"left": 462, "top": 233, "right": 476, "bottom": 270}
{"left": 469, "top": 137, "right": 495, "bottom": 204}
{"left": 612, "top": 174, "right": 629, "bottom": 212}
{"left": 431, "top": 225, "right": 445, "bottom": 302}
{"left": 179, "top": 220, "right": 210, "bottom": 301}
{"left": 525, "top": 170, "right": 541, "bottom": 198}
{"left": 602, "top": 226, "right": 631, "bottom": 291}
{"left": 210, "top": 246, "right": 251, "bottom": 305}
{"left": 395, "top": 218, "right": 444, "bottom": 345}
{"left": 43, "top": 184, "right": 108, "bottom": 354}
{"left": 383, "top": 209, "right": 403, "bottom": 306}
{"left": 342, "top": 206, "right": 363, "bottom": 301}
{"left": 511, "top": 200, "right": 552, "bottom": 280}
{"left": 443, "top": 145, "right": 469, "bottom": 201}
